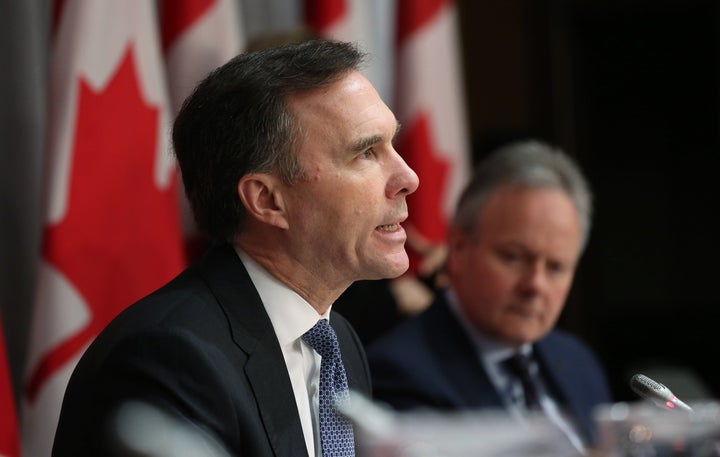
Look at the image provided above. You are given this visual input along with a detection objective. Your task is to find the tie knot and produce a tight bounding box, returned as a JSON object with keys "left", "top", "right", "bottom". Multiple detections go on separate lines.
{"left": 503, "top": 352, "right": 533, "bottom": 377}
{"left": 302, "top": 319, "right": 340, "bottom": 360}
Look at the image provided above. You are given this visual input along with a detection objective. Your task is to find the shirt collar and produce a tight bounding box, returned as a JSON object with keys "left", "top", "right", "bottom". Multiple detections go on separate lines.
{"left": 235, "top": 247, "right": 329, "bottom": 346}
{"left": 445, "top": 287, "right": 532, "bottom": 366}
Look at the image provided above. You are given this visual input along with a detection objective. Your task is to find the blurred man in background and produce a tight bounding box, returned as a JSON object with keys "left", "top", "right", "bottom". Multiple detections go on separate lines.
{"left": 367, "top": 140, "right": 611, "bottom": 454}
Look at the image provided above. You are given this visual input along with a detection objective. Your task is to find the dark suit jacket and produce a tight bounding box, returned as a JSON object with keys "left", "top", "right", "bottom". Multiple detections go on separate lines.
{"left": 366, "top": 293, "right": 611, "bottom": 446}
{"left": 52, "top": 243, "right": 371, "bottom": 457}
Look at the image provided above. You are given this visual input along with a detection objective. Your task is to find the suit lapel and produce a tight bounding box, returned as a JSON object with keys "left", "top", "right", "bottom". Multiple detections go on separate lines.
{"left": 198, "top": 244, "right": 308, "bottom": 457}
{"left": 535, "top": 338, "right": 593, "bottom": 443}
{"left": 245, "top": 336, "right": 309, "bottom": 457}
{"left": 423, "top": 296, "right": 503, "bottom": 408}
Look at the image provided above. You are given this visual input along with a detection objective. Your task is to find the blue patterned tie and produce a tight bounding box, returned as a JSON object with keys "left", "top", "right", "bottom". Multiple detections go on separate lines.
{"left": 302, "top": 319, "right": 356, "bottom": 457}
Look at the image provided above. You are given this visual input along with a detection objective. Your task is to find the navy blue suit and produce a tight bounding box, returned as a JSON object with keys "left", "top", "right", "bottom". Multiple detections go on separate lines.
{"left": 52, "top": 243, "right": 371, "bottom": 457}
{"left": 366, "top": 293, "right": 611, "bottom": 446}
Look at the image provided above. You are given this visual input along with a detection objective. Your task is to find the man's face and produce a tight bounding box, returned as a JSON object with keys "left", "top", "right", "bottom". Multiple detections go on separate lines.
{"left": 447, "top": 185, "right": 582, "bottom": 347}
{"left": 281, "top": 70, "right": 419, "bottom": 288}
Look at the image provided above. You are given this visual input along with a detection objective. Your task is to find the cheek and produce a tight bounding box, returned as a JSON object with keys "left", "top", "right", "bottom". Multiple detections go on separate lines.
{"left": 323, "top": 180, "right": 375, "bottom": 222}
{"left": 458, "top": 255, "right": 514, "bottom": 311}
{"left": 295, "top": 184, "right": 357, "bottom": 222}
{"left": 545, "top": 280, "right": 573, "bottom": 314}
{"left": 470, "top": 256, "right": 516, "bottom": 295}
{"left": 451, "top": 244, "right": 515, "bottom": 299}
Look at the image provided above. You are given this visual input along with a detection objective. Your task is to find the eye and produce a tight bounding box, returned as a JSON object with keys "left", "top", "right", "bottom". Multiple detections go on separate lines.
{"left": 498, "top": 250, "right": 520, "bottom": 263}
{"left": 547, "top": 260, "right": 566, "bottom": 274}
{"left": 359, "top": 148, "right": 375, "bottom": 159}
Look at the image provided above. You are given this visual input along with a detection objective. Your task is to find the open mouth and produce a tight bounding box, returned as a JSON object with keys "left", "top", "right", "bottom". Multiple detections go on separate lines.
{"left": 376, "top": 224, "right": 399, "bottom": 231}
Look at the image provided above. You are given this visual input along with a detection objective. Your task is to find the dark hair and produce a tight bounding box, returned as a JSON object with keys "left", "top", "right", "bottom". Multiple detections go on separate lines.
{"left": 453, "top": 140, "right": 593, "bottom": 251}
{"left": 172, "top": 39, "right": 365, "bottom": 243}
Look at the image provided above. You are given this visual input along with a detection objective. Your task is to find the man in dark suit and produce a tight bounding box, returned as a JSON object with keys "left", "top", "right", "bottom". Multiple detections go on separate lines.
{"left": 367, "top": 140, "right": 611, "bottom": 453}
{"left": 52, "top": 39, "right": 419, "bottom": 457}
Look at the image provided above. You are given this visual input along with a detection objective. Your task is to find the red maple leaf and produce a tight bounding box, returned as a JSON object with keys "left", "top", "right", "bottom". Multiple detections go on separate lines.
{"left": 398, "top": 112, "right": 451, "bottom": 271}
{"left": 26, "top": 46, "right": 186, "bottom": 402}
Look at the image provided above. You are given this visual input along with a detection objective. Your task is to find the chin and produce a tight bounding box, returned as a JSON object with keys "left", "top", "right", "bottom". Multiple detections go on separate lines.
{"left": 515, "top": 330, "right": 546, "bottom": 345}
{"left": 366, "top": 256, "right": 409, "bottom": 280}
{"left": 499, "top": 326, "right": 540, "bottom": 345}
{"left": 386, "top": 255, "right": 410, "bottom": 278}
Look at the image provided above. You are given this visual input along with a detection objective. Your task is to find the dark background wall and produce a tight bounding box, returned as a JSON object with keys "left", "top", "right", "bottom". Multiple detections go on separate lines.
{"left": 458, "top": 0, "right": 720, "bottom": 402}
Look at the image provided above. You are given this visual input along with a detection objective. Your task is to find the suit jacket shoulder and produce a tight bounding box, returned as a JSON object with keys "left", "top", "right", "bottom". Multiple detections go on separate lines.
{"left": 367, "top": 293, "right": 500, "bottom": 410}
{"left": 53, "top": 244, "right": 370, "bottom": 457}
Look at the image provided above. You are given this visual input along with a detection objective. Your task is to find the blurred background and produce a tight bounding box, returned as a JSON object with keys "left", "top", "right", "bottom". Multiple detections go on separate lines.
{"left": 1, "top": 0, "right": 719, "bottom": 455}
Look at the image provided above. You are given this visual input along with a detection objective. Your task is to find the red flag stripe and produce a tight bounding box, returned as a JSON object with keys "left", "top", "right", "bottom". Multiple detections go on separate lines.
{"left": 160, "top": 0, "right": 216, "bottom": 52}
{"left": 304, "top": 0, "right": 347, "bottom": 33}
{"left": 0, "top": 320, "right": 19, "bottom": 457}
{"left": 396, "top": 0, "right": 449, "bottom": 45}
{"left": 51, "top": 0, "right": 67, "bottom": 37}
{"left": 25, "top": 323, "right": 94, "bottom": 402}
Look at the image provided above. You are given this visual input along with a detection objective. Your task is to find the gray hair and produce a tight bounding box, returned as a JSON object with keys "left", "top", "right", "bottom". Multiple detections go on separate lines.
{"left": 453, "top": 140, "right": 593, "bottom": 251}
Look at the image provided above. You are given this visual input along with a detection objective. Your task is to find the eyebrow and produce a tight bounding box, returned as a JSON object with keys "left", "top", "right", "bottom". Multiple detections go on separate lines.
{"left": 350, "top": 122, "right": 402, "bottom": 152}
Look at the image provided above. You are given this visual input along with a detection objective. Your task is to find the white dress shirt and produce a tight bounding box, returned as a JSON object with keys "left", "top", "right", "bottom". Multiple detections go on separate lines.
{"left": 236, "top": 248, "right": 326, "bottom": 457}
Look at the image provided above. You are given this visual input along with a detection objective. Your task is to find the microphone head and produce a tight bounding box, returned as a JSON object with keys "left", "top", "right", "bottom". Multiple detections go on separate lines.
{"left": 629, "top": 373, "right": 693, "bottom": 412}
{"left": 630, "top": 374, "right": 670, "bottom": 398}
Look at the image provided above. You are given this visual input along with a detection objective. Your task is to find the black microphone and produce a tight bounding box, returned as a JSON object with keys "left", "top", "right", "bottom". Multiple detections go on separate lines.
{"left": 630, "top": 373, "right": 693, "bottom": 412}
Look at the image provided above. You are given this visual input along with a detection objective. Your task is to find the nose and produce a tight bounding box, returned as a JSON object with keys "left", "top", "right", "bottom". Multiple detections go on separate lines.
{"left": 517, "top": 262, "right": 547, "bottom": 296}
{"left": 387, "top": 149, "right": 419, "bottom": 198}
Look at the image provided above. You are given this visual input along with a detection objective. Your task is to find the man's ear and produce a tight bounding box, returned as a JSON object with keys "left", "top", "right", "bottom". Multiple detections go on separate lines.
{"left": 237, "top": 173, "right": 289, "bottom": 229}
{"left": 445, "top": 228, "right": 469, "bottom": 275}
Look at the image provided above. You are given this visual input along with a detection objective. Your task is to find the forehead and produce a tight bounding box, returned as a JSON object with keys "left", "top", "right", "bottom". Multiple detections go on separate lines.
{"left": 478, "top": 186, "right": 581, "bottom": 248}
{"left": 286, "top": 71, "right": 396, "bottom": 150}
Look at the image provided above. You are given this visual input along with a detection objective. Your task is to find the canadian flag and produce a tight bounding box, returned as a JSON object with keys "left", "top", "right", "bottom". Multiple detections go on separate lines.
{"left": 394, "top": 0, "right": 470, "bottom": 273}
{"left": 303, "top": 0, "right": 395, "bottom": 110}
{"left": 22, "top": 2, "right": 186, "bottom": 456}
{"left": 160, "top": 0, "right": 245, "bottom": 261}
{"left": 0, "top": 319, "right": 19, "bottom": 457}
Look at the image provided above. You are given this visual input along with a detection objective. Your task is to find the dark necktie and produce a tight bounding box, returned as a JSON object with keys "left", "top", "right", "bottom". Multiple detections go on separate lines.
{"left": 503, "top": 353, "right": 587, "bottom": 453}
{"left": 503, "top": 352, "right": 542, "bottom": 410}
{"left": 302, "top": 319, "right": 356, "bottom": 457}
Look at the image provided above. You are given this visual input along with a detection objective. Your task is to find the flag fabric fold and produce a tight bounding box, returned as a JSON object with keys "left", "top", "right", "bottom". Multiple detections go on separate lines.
{"left": 304, "top": 0, "right": 395, "bottom": 109}
{"left": 22, "top": 2, "right": 187, "bottom": 456}
{"left": 23, "top": 3, "right": 245, "bottom": 453}
{"left": 161, "top": 0, "right": 245, "bottom": 114}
